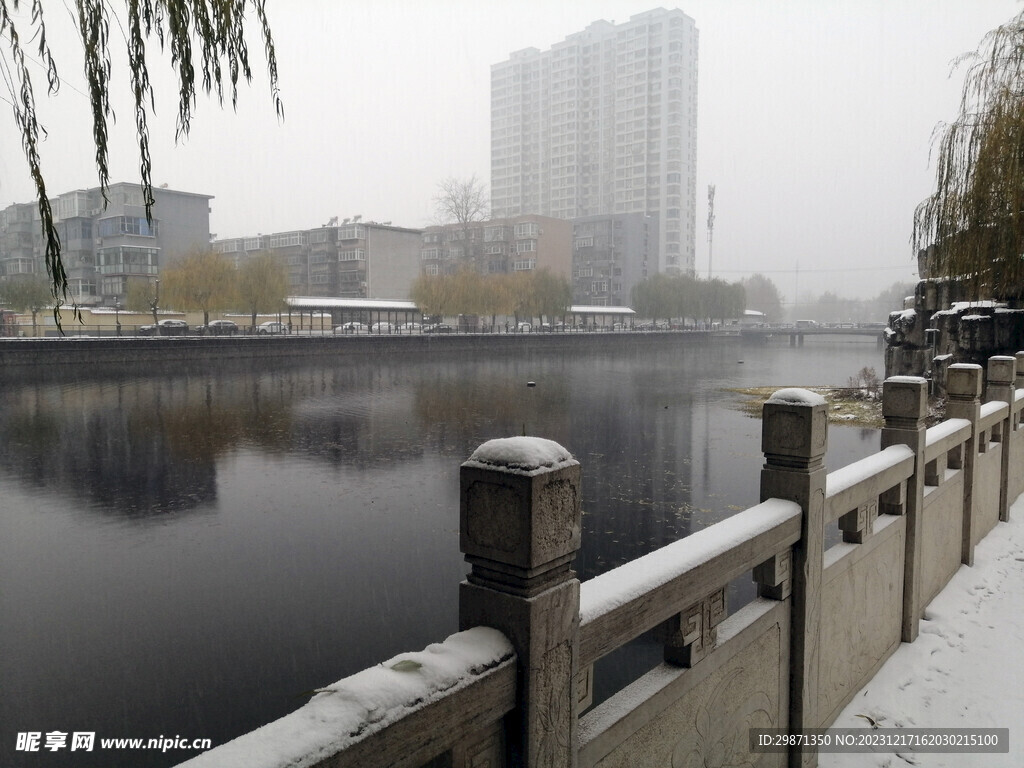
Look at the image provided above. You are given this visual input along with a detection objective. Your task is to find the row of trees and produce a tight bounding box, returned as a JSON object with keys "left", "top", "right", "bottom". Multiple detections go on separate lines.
{"left": 156, "top": 251, "right": 288, "bottom": 327}
{"left": 630, "top": 274, "right": 747, "bottom": 325}
{"left": 410, "top": 269, "right": 572, "bottom": 326}
{"left": 0, "top": 251, "right": 290, "bottom": 330}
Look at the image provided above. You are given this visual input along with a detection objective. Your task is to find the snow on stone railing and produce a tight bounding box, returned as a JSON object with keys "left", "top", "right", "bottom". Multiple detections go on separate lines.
{"left": 577, "top": 498, "right": 800, "bottom": 667}
{"left": 925, "top": 418, "right": 971, "bottom": 453}
{"left": 824, "top": 444, "right": 914, "bottom": 525}
{"left": 177, "top": 628, "right": 515, "bottom": 768}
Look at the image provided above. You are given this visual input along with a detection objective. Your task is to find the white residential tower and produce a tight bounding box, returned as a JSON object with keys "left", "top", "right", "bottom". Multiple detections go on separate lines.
{"left": 491, "top": 8, "right": 698, "bottom": 274}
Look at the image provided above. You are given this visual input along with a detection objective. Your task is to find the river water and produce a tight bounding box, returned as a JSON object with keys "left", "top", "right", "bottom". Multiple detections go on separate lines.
{"left": 0, "top": 336, "right": 882, "bottom": 767}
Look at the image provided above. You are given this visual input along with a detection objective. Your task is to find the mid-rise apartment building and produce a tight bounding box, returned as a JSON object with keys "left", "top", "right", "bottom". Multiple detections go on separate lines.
{"left": 491, "top": 8, "right": 698, "bottom": 275}
{"left": 420, "top": 215, "right": 572, "bottom": 281}
{"left": 572, "top": 213, "right": 658, "bottom": 306}
{"left": 0, "top": 183, "right": 212, "bottom": 305}
{"left": 214, "top": 218, "right": 423, "bottom": 299}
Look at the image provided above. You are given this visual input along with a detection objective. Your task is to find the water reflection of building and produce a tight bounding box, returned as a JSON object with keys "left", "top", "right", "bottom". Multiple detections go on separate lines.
{"left": 0, "top": 381, "right": 218, "bottom": 516}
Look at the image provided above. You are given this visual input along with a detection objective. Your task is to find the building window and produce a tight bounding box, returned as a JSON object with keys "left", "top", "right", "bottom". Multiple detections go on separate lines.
{"left": 340, "top": 250, "right": 366, "bottom": 261}
{"left": 574, "top": 237, "right": 593, "bottom": 249}
{"left": 513, "top": 258, "right": 536, "bottom": 271}
{"left": 244, "top": 237, "right": 264, "bottom": 251}
{"left": 268, "top": 232, "right": 307, "bottom": 248}
{"left": 96, "top": 246, "right": 159, "bottom": 275}
{"left": 97, "top": 216, "right": 157, "bottom": 238}
{"left": 514, "top": 222, "right": 539, "bottom": 238}
{"left": 338, "top": 225, "right": 365, "bottom": 241}
{"left": 423, "top": 263, "right": 440, "bottom": 276}
{"left": 421, "top": 248, "right": 441, "bottom": 260}
{"left": 515, "top": 239, "right": 537, "bottom": 253}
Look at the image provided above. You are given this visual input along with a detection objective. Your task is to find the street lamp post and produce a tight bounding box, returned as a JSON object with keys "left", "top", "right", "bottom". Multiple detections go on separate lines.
{"left": 114, "top": 299, "right": 121, "bottom": 337}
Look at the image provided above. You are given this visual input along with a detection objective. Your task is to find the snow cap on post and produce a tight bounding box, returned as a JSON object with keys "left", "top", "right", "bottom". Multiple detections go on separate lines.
{"left": 987, "top": 356, "right": 1016, "bottom": 389}
{"left": 460, "top": 437, "right": 581, "bottom": 597}
{"left": 762, "top": 387, "right": 827, "bottom": 469}
{"left": 882, "top": 376, "right": 928, "bottom": 426}
{"left": 947, "top": 363, "right": 983, "bottom": 401}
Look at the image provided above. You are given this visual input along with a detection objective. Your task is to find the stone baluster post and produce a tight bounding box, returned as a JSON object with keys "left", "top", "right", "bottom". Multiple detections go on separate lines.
{"left": 458, "top": 437, "right": 581, "bottom": 768}
{"left": 985, "top": 356, "right": 1016, "bottom": 523}
{"left": 880, "top": 376, "right": 928, "bottom": 642}
{"left": 760, "top": 389, "right": 827, "bottom": 768}
{"left": 945, "top": 364, "right": 982, "bottom": 566}
{"left": 1015, "top": 351, "right": 1024, "bottom": 392}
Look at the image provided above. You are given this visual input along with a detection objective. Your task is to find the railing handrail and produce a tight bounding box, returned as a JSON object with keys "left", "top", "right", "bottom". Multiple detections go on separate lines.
{"left": 979, "top": 399, "right": 1008, "bottom": 431}
{"left": 824, "top": 444, "right": 914, "bottom": 525}
{"left": 924, "top": 417, "right": 971, "bottom": 462}
{"left": 578, "top": 498, "right": 801, "bottom": 668}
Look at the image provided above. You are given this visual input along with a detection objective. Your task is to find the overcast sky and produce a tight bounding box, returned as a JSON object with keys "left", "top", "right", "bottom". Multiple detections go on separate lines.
{"left": 1, "top": 0, "right": 1021, "bottom": 302}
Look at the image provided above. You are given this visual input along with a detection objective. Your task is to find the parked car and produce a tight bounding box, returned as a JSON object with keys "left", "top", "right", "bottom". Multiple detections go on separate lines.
{"left": 423, "top": 323, "right": 453, "bottom": 334}
{"left": 516, "top": 322, "right": 532, "bottom": 333}
{"left": 199, "top": 320, "right": 239, "bottom": 336}
{"left": 138, "top": 318, "right": 188, "bottom": 336}
{"left": 398, "top": 322, "right": 422, "bottom": 332}
{"left": 257, "top": 321, "right": 287, "bottom": 335}
{"left": 334, "top": 322, "right": 368, "bottom": 334}
{"left": 370, "top": 322, "right": 394, "bottom": 334}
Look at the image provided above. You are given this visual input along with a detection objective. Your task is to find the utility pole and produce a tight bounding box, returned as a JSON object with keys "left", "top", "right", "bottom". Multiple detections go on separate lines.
{"left": 794, "top": 262, "right": 799, "bottom": 319}
{"left": 706, "top": 184, "right": 716, "bottom": 279}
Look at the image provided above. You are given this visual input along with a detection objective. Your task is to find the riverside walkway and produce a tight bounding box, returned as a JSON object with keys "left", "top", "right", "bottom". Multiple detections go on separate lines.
{"left": 821, "top": 492, "right": 1024, "bottom": 768}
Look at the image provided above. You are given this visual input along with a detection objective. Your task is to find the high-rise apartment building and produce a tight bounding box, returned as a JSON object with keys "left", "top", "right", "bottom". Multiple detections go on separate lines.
{"left": 491, "top": 8, "right": 698, "bottom": 275}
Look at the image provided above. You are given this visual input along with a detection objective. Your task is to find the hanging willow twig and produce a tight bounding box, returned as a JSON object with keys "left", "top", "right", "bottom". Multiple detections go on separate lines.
{"left": 0, "top": 0, "right": 283, "bottom": 325}
{"left": 914, "top": 10, "right": 1024, "bottom": 301}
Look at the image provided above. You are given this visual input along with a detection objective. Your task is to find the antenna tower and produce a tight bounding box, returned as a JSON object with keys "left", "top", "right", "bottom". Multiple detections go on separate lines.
{"left": 706, "top": 184, "right": 716, "bottom": 279}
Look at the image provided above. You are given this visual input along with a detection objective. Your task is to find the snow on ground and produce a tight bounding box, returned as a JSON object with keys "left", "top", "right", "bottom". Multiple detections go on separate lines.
{"left": 820, "top": 495, "right": 1024, "bottom": 768}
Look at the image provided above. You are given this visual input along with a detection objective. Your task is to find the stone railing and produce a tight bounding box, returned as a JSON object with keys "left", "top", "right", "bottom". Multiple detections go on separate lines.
{"left": 176, "top": 354, "right": 1024, "bottom": 768}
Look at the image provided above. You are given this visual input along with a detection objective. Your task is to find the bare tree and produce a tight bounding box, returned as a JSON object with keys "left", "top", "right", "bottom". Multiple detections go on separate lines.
{"left": 1, "top": 0, "right": 282, "bottom": 316}
{"left": 434, "top": 175, "right": 490, "bottom": 266}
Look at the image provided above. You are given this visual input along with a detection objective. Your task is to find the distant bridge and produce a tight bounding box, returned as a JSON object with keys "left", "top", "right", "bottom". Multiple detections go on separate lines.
{"left": 740, "top": 325, "right": 886, "bottom": 347}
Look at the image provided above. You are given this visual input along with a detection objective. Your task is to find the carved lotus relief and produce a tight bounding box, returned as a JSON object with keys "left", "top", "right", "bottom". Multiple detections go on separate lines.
{"left": 670, "top": 667, "right": 775, "bottom": 768}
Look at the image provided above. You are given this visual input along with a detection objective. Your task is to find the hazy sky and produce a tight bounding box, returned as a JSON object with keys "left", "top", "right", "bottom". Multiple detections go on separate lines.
{"left": 1, "top": 0, "right": 1021, "bottom": 302}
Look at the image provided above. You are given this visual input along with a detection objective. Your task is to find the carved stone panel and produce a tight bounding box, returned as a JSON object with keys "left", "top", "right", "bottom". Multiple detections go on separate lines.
{"left": 818, "top": 526, "right": 904, "bottom": 725}
{"left": 594, "top": 623, "right": 785, "bottom": 768}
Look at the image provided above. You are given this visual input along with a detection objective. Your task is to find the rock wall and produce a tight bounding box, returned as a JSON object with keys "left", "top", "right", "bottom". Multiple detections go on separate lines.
{"left": 884, "top": 278, "right": 1024, "bottom": 387}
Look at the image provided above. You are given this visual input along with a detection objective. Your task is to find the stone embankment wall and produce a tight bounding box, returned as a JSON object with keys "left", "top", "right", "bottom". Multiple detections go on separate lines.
{"left": 0, "top": 331, "right": 716, "bottom": 373}
{"left": 885, "top": 278, "right": 1024, "bottom": 388}
{"left": 176, "top": 355, "right": 1024, "bottom": 768}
